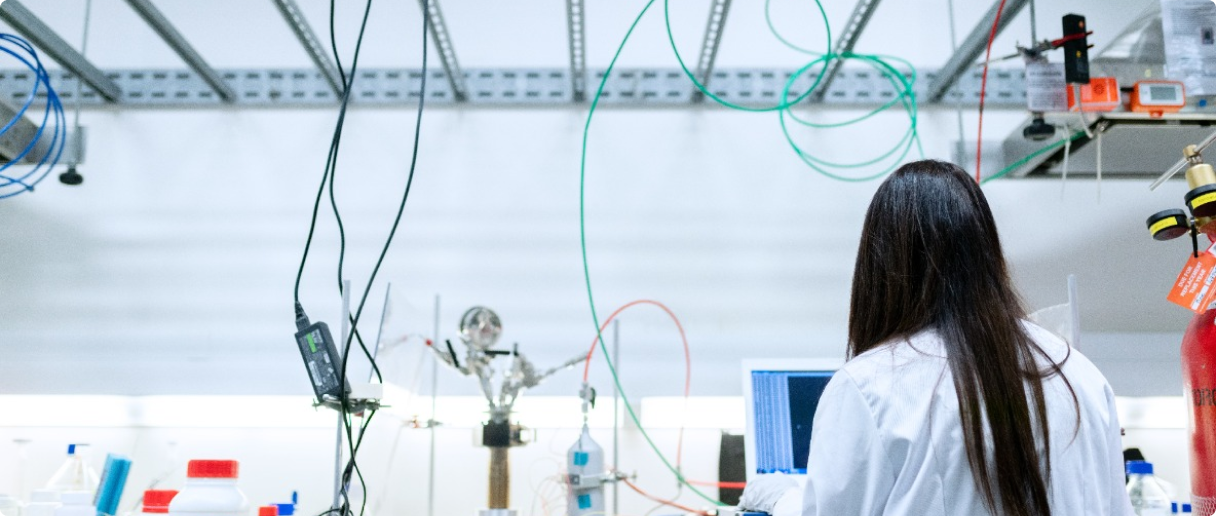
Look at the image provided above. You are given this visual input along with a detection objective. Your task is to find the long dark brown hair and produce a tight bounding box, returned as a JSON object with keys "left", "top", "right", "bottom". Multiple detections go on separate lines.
{"left": 848, "top": 160, "right": 1075, "bottom": 516}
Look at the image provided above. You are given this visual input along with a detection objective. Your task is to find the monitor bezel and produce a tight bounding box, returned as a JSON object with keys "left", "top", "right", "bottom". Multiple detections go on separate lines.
{"left": 741, "top": 358, "right": 845, "bottom": 482}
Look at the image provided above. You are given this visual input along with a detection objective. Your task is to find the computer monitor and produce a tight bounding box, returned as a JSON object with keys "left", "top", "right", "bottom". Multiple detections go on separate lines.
{"left": 741, "top": 359, "right": 843, "bottom": 482}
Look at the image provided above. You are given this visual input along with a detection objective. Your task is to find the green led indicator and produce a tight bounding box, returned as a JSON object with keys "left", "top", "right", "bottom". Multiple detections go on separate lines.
{"left": 306, "top": 333, "right": 317, "bottom": 353}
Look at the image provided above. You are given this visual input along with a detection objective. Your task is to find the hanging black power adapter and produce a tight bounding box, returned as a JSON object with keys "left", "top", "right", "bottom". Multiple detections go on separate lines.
{"left": 293, "top": 303, "right": 347, "bottom": 403}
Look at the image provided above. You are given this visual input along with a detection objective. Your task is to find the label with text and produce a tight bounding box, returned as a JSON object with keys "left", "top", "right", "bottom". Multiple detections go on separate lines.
{"left": 1169, "top": 242, "right": 1216, "bottom": 313}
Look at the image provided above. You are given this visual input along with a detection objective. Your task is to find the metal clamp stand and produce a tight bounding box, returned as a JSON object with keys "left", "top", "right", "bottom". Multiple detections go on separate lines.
{"left": 431, "top": 307, "right": 587, "bottom": 516}
{"left": 317, "top": 280, "right": 386, "bottom": 515}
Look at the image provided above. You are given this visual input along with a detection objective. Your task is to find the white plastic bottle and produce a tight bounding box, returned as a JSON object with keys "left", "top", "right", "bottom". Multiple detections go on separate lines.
{"left": 0, "top": 493, "right": 21, "bottom": 516}
{"left": 1127, "top": 461, "right": 1172, "bottom": 516}
{"left": 53, "top": 492, "right": 94, "bottom": 516}
{"left": 24, "top": 490, "right": 60, "bottom": 516}
{"left": 167, "top": 460, "right": 248, "bottom": 516}
{"left": 566, "top": 426, "right": 605, "bottom": 516}
{"left": 45, "top": 445, "right": 99, "bottom": 495}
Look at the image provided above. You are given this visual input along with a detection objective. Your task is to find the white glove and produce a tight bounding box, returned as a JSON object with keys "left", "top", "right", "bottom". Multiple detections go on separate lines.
{"left": 738, "top": 473, "right": 799, "bottom": 514}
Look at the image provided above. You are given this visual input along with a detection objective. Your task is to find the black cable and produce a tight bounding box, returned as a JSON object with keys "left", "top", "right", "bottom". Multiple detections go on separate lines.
{"left": 293, "top": 0, "right": 383, "bottom": 513}
{"left": 323, "top": 2, "right": 379, "bottom": 513}
{"left": 292, "top": 0, "right": 383, "bottom": 383}
{"left": 330, "top": 1, "right": 430, "bottom": 514}
{"left": 335, "top": 0, "right": 428, "bottom": 429}
{"left": 322, "top": 0, "right": 385, "bottom": 384}
{"left": 329, "top": 0, "right": 347, "bottom": 87}
{"left": 332, "top": 408, "right": 377, "bottom": 516}
{"left": 291, "top": 0, "right": 371, "bottom": 308}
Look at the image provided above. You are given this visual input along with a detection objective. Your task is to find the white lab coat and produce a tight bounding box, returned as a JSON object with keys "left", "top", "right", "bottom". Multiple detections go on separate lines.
{"left": 799, "top": 324, "right": 1134, "bottom": 516}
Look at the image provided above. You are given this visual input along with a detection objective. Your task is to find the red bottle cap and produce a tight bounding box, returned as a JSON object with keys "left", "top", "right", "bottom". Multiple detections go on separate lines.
{"left": 186, "top": 460, "right": 240, "bottom": 479}
{"left": 142, "top": 490, "right": 178, "bottom": 513}
{"left": 259, "top": 506, "right": 279, "bottom": 516}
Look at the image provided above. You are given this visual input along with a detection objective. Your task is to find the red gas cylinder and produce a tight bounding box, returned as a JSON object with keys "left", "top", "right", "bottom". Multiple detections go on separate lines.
{"left": 1183, "top": 308, "right": 1216, "bottom": 515}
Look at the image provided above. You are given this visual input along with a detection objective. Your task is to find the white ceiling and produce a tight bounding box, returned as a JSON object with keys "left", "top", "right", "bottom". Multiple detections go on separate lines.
{"left": 4, "top": 0, "right": 1158, "bottom": 71}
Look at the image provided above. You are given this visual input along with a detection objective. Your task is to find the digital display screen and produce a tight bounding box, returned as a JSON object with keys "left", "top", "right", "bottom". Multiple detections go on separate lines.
{"left": 751, "top": 370, "right": 835, "bottom": 474}
{"left": 1149, "top": 85, "right": 1179, "bottom": 102}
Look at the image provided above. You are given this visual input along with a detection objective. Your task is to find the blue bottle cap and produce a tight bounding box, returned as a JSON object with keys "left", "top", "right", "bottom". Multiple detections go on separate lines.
{"left": 1173, "top": 501, "right": 1179, "bottom": 513}
{"left": 1184, "top": 503, "right": 1193, "bottom": 513}
{"left": 1126, "top": 460, "right": 1154, "bottom": 475}
{"left": 67, "top": 444, "right": 76, "bottom": 455}
{"left": 275, "top": 503, "right": 294, "bottom": 516}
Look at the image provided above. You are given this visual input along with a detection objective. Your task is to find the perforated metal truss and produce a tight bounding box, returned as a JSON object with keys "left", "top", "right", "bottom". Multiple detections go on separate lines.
{"left": 0, "top": 67, "right": 1029, "bottom": 108}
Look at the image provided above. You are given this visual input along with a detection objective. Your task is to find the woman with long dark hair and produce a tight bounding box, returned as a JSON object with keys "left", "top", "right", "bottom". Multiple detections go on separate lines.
{"left": 744, "top": 160, "right": 1133, "bottom": 515}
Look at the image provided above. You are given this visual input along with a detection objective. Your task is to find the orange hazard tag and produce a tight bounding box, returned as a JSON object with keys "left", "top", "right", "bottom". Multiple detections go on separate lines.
{"left": 1169, "top": 242, "right": 1216, "bottom": 313}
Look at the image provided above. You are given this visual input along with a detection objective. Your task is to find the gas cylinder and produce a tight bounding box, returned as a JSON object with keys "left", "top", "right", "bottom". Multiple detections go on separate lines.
{"left": 1183, "top": 308, "right": 1216, "bottom": 515}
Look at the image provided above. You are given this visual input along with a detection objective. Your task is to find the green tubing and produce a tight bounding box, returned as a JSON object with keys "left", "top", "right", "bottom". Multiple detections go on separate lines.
{"left": 578, "top": 1, "right": 929, "bottom": 507}
{"left": 758, "top": 1, "right": 922, "bottom": 180}
{"left": 765, "top": 0, "right": 823, "bottom": 55}
{"left": 665, "top": 0, "right": 832, "bottom": 112}
{"left": 981, "top": 130, "right": 1087, "bottom": 185}
{"left": 579, "top": 0, "right": 725, "bottom": 507}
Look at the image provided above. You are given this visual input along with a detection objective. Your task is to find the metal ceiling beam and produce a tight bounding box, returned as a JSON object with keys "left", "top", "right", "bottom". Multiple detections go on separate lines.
{"left": 0, "top": 98, "right": 53, "bottom": 164}
{"left": 0, "top": 0, "right": 122, "bottom": 102}
{"left": 565, "top": 0, "right": 587, "bottom": 102}
{"left": 925, "top": 0, "right": 1029, "bottom": 102}
{"left": 417, "top": 0, "right": 468, "bottom": 102}
{"left": 271, "top": 0, "right": 342, "bottom": 97}
{"left": 691, "top": 0, "right": 732, "bottom": 103}
{"left": 122, "top": 0, "right": 236, "bottom": 103}
{"left": 0, "top": 66, "right": 1033, "bottom": 108}
{"left": 812, "top": 0, "right": 883, "bottom": 101}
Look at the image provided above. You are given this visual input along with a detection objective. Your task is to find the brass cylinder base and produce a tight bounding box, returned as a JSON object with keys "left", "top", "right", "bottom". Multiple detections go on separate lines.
{"left": 488, "top": 446, "right": 510, "bottom": 509}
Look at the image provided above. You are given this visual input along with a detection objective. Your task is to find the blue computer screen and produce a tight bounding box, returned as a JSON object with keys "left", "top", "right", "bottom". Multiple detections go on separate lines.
{"left": 751, "top": 370, "right": 835, "bottom": 474}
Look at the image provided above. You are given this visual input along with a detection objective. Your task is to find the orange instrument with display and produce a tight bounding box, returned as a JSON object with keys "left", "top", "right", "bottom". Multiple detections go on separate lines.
{"left": 1130, "top": 80, "right": 1186, "bottom": 116}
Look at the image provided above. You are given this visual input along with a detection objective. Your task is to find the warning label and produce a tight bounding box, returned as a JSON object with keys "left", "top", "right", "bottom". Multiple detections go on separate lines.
{"left": 1168, "top": 242, "right": 1216, "bottom": 313}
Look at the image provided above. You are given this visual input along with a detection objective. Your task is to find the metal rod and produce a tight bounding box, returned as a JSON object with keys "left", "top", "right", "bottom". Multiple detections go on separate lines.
{"left": 1028, "top": 0, "right": 1038, "bottom": 43}
{"left": 925, "top": 0, "right": 1030, "bottom": 103}
{"left": 416, "top": 0, "right": 468, "bottom": 101}
{"left": 341, "top": 279, "right": 352, "bottom": 357}
{"left": 812, "top": 0, "right": 883, "bottom": 102}
{"left": 691, "top": 0, "right": 733, "bottom": 102}
{"left": 0, "top": 0, "right": 122, "bottom": 102}
{"left": 332, "top": 413, "right": 344, "bottom": 511}
{"left": 946, "top": 0, "right": 967, "bottom": 167}
{"left": 611, "top": 319, "right": 620, "bottom": 516}
{"left": 121, "top": 0, "right": 236, "bottom": 102}
{"left": 566, "top": 0, "right": 588, "bottom": 102}
{"left": 1068, "top": 274, "right": 1080, "bottom": 350}
{"left": 427, "top": 294, "right": 440, "bottom": 516}
{"left": 70, "top": 0, "right": 92, "bottom": 156}
{"left": 271, "top": 0, "right": 343, "bottom": 97}
{"left": 370, "top": 282, "right": 392, "bottom": 382}
{"left": 334, "top": 279, "right": 352, "bottom": 511}
{"left": 1151, "top": 129, "right": 1216, "bottom": 190}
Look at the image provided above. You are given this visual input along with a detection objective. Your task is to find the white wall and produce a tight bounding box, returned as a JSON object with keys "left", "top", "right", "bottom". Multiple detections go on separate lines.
{"left": 0, "top": 106, "right": 1199, "bottom": 397}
